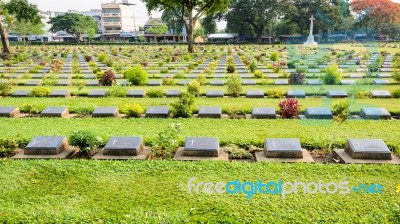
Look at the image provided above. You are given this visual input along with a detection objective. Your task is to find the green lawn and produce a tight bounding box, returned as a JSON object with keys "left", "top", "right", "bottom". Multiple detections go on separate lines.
{"left": 0, "top": 160, "right": 398, "bottom": 223}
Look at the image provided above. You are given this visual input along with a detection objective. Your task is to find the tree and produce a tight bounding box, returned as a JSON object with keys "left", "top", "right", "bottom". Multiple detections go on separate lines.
{"left": 13, "top": 19, "right": 45, "bottom": 45}
{"left": 225, "top": 0, "right": 287, "bottom": 42}
{"left": 161, "top": 7, "right": 185, "bottom": 41}
{"left": 146, "top": 21, "right": 168, "bottom": 43}
{"left": 351, "top": 0, "right": 400, "bottom": 38}
{"left": 202, "top": 14, "right": 217, "bottom": 36}
{"left": 142, "top": 0, "right": 231, "bottom": 53}
{"left": 73, "top": 15, "right": 98, "bottom": 45}
{"left": 49, "top": 13, "right": 98, "bottom": 42}
{"left": 0, "top": 0, "right": 41, "bottom": 59}
{"left": 193, "top": 26, "right": 206, "bottom": 41}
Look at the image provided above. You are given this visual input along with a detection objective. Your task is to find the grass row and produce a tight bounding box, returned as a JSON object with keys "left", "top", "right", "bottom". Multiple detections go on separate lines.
{"left": 1, "top": 97, "right": 400, "bottom": 115}
{"left": 0, "top": 160, "right": 398, "bottom": 223}
{"left": 1, "top": 118, "right": 400, "bottom": 153}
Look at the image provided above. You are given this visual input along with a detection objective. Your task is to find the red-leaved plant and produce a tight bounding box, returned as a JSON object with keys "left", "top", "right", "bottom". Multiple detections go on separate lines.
{"left": 100, "top": 70, "right": 115, "bottom": 86}
{"left": 278, "top": 98, "right": 301, "bottom": 118}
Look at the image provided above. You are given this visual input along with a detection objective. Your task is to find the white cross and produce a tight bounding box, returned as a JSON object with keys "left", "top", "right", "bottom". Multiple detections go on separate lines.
{"left": 310, "top": 15, "right": 315, "bottom": 22}
{"left": 150, "top": 108, "right": 153, "bottom": 112}
{"left": 112, "top": 139, "right": 117, "bottom": 145}
{"left": 189, "top": 140, "right": 196, "bottom": 146}
{"left": 255, "top": 108, "right": 259, "bottom": 113}
{"left": 356, "top": 142, "right": 361, "bottom": 147}
{"left": 272, "top": 141, "right": 276, "bottom": 147}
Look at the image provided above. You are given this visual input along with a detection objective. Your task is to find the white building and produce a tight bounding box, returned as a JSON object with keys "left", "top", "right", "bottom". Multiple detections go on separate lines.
{"left": 101, "top": 0, "right": 137, "bottom": 41}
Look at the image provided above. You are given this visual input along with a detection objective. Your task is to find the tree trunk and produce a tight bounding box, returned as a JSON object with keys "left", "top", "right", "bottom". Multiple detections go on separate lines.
{"left": 0, "top": 23, "right": 11, "bottom": 56}
{"left": 187, "top": 8, "right": 194, "bottom": 53}
{"left": 256, "top": 30, "right": 262, "bottom": 43}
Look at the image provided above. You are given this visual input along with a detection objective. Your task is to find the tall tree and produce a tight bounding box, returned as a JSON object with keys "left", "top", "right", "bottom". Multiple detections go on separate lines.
{"left": 0, "top": 0, "right": 41, "bottom": 59}
{"left": 146, "top": 21, "right": 168, "bottom": 43}
{"left": 13, "top": 19, "right": 45, "bottom": 45}
{"left": 73, "top": 15, "right": 98, "bottom": 45}
{"left": 202, "top": 14, "right": 217, "bottom": 36}
{"left": 49, "top": 13, "right": 98, "bottom": 42}
{"left": 351, "top": 0, "right": 400, "bottom": 38}
{"left": 284, "top": 0, "right": 343, "bottom": 36}
{"left": 142, "top": 0, "right": 231, "bottom": 53}
{"left": 161, "top": 8, "right": 185, "bottom": 42}
{"left": 225, "top": 0, "right": 287, "bottom": 42}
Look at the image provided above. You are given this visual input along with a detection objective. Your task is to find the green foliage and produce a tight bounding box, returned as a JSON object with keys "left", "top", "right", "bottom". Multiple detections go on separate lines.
{"left": 69, "top": 130, "right": 102, "bottom": 154}
{"left": 122, "top": 104, "right": 144, "bottom": 118}
{"left": 124, "top": 66, "right": 149, "bottom": 86}
{"left": 393, "top": 70, "right": 400, "bottom": 83}
{"left": 30, "top": 87, "right": 50, "bottom": 97}
{"left": 356, "top": 90, "right": 372, "bottom": 99}
{"left": 187, "top": 80, "right": 201, "bottom": 97}
{"left": 226, "top": 64, "right": 236, "bottom": 73}
{"left": 170, "top": 91, "right": 195, "bottom": 118}
{"left": 48, "top": 13, "right": 98, "bottom": 42}
{"left": 108, "top": 85, "right": 128, "bottom": 97}
{"left": 202, "top": 14, "right": 217, "bottom": 35}
{"left": 249, "top": 61, "right": 257, "bottom": 73}
{"left": 391, "top": 88, "right": 400, "bottom": 98}
{"left": 147, "top": 21, "right": 168, "bottom": 43}
{"left": 196, "top": 74, "right": 207, "bottom": 86}
{"left": 162, "top": 77, "right": 175, "bottom": 85}
{"left": 147, "top": 89, "right": 164, "bottom": 98}
{"left": 332, "top": 99, "right": 350, "bottom": 122}
{"left": 253, "top": 70, "right": 264, "bottom": 78}
{"left": 226, "top": 74, "right": 242, "bottom": 97}
{"left": 266, "top": 89, "right": 285, "bottom": 98}
{"left": 288, "top": 72, "right": 306, "bottom": 85}
{"left": 270, "top": 52, "right": 279, "bottom": 61}
{"left": 321, "top": 64, "right": 342, "bottom": 85}
{"left": 225, "top": 144, "right": 252, "bottom": 159}
{"left": 0, "top": 81, "right": 13, "bottom": 96}
{"left": 183, "top": 54, "right": 191, "bottom": 62}
{"left": 150, "top": 123, "right": 182, "bottom": 159}
{"left": 0, "top": 138, "right": 18, "bottom": 157}
{"left": 98, "top": 53, "right": 107, "bottom": 64}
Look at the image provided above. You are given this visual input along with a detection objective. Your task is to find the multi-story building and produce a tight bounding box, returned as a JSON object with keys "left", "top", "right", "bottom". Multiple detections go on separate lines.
{"left": 101, "top": 1, "right": 137, "bottom": 41}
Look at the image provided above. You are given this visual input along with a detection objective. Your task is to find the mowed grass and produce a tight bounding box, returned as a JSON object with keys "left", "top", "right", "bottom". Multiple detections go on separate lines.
{"left": 0, "top": 160, "right": 398, "bottom": 223}
{"left": 1, "top": 118, "right": 400, "bottom": 151}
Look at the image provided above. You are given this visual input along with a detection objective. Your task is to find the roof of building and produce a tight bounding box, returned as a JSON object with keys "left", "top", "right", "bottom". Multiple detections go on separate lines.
{"left": 208, "top": 33, "right": 239, "bottom": 39}
{"left": 144, "top": 18, "right": 163, "bottom": 27}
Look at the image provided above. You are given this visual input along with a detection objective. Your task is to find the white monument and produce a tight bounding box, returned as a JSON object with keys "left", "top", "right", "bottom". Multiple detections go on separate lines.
{"left": 304, "top": 15, "right": 318, "bottom": 46}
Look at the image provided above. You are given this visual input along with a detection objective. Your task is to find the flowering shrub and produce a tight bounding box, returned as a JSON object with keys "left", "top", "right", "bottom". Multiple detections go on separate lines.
{"left": 149, "top": 123, "right": 182, "bottom": 159}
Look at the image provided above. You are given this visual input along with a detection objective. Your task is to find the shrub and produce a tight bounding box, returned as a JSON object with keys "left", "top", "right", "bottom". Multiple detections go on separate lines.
{"left": 393, "top": 70, "right": 400, "bottom": 83}
{"left": 160, "top": 69, "right": 169, "bottom": 74}
{"left": 254, "top": 70, "right": 264, "bottom": 78}
{"left": 140, "top": 61, "right": 148, "bottom": 67}
{"left": 226, "top": 64, "right": 236, "bottom": 73}
{"left": 321, "top": 64, "right": 342, "bottom": 85}
{"left": 69, "top": 130, "right": 102, "bottom": 155}
{"left": 391, "top": 88, "right": 400, "bottom": 98}
{"left": 122, "top": 104, "right": 144, "bottom": 118}
{"left": 105, "top": 58, "right": 113, "bottom": 67}
{"left": 21, "top": 103, "right": 41, "bottom": 114}
{"left": 196, "top": 74, "right": 207, "bottom": 86}
{"left": 72, "top": 106, "right": 94, "bottom": 115}
{"left": 124, "top": 66, "right": 148, "bottom": 86}
{"left": 356, "top": 90, "right": 372, "bottom": 99}
{"left": 30, "top": 87, "right": 50, "bottom": 97}
{"left": 108, "top": 85, "right": 128, "bottom": 97}
{"left": 149, "top": 123, "right": 182, "bottom": 159}
{"left": 0, "top": 81, "right": 13, "bottom": 96}
{"left": 162, "top": 77, "right": 175, "bottom": 85}
{"left": 227, "top": 74, "right": 242, "bottom": 97}
{"left": 0, "top": 138, "right": 18, "bottom": 157}
{"left": 225, "top": 144, "right": 252, "bottom": 159}
{"left": 100, "top": 70, "right": 115, "bottom": 86}
{"left": 266, "top": 89, "right": 285, "bottom": 98}
{"left": 170, "top": 91, "right": 195, "bottom": 118}
{"left": 183, "top": 54, "right": 191, "bottom": 62}
{"left": 84, "top": 55, "right": 93, "bottom": 62}
{"left": 332, "top": 99, "right": 350, "bottom": 122}
{"left": 278, "top": 98, "right": 301, "bottom": 119}
{"left": 270, "top": 52, "right": 279, "bottom": 62}
{"left": 287, "top": 61, "right": 297, "bottom": 69}
{"left": 249, "top": 61, "right": 257, "bottom": 73}
{"left": 147, "top": 89, "right": 164, "bottom": 98}
{"left": 98, "top": 53, "right": 107, "bottom": 64}
{"left": 187, "top": 80, "right": 201, "bottom": 97}
{"left": 288, "top": 72, "right": 306, "bottom": 85}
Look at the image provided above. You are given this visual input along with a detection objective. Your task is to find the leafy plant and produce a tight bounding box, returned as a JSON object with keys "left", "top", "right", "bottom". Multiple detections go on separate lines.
{"left": 226, "top": 74, "right": 242, "bottom": 97}
{"left": 162, "top": 77, "right": 175, "bottom": 85}
{"left": 124, "top": 66, "right": 148, "bottom": 86}
{"left": 266, "top": 89, "right": 285, "bottom": 98}
{"left": 226, "top": 64, "right": 236, "bottom": 73}
{"left": 196, "top": 74, "right": 207, "bottom": 86}
{"left": 122, "top": 104, "right": 144, "bottom": 118}
{"left": 393, "top": 70, "right": 400, "bottom": 83}
{"left": 249, "top": 61, "right": 257, "bottom": 73}
{"left": 69, "top": 130, "right": 102, "bottom": 155}
{"left": 0, "top": 81, "right": 13, "bottom": 96}
{"left": 278, "top": 98, "right": 300, "bottom": 119}
{"left": 30, "top": 87, "right": 50, "bottom": 97}
{"left": 100, "top": 70, "right": 115, "bottom": 86}
{"left": 147, "top": 89, "right": 164, "bottom": 98}
{"left": 391, "top": 88, "right": 400, "bottom": 98}
{"left": 187, "top": 80, "right": 201, "bottom": 97}
{"left": 0, "top": 138, "right": 18, "bottom": 157}
{"left": 321, "top": 64, "right": 342, "bottom": 85}
{"left": 149, "top": 123, "right": 182, "bottom": 159}
{"left": 170, "top": 91, "right": 195, "bottom": 118}
{"left": 225, "top": 144, "right": 252, "bottom": 159}
{"left": 253, "top": 70, "right": 264, "bottom": 78}
{"left": 288, "top": 72, "right": 306, "bottom": 85}
{"left": 270, "top": 52, "right": 278, "bottom": 61}
{"left": 108, "top": 85, "right": 128, "bottom": 97}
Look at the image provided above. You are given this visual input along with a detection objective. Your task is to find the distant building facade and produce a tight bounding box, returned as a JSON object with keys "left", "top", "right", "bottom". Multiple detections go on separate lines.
{"left": 101, "top": 1, "right": 136, "bottom": 41}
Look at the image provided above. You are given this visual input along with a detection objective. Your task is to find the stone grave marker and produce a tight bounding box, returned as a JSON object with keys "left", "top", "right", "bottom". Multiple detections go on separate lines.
{"left": 198, "top": 107, "right": 222, "bottom": 118}
{"left": 251, "top": 107, "right": 276, "bottom": 119}
{"left": 24, "top": 136, "right": 67, "bottom": 155}
{"left": 264, "top": 138, "right": 303, "bottom": 158}
{"left": 360, "top": 107, "right": 391, "bottom": 120}
{"left": 145, "top": 106, "right": 170, "bottom": 118}
{"left": 0, "top": 106, "right": 20, "bottom": 118}
{"left": 344, "top": 139, "right": 391, "bottom": 160}
{"left": 92, "top": 107, "right": 119, "bottom": 118}
{"left": 103, "top": 137, "right": 144, "bottom": 156}
{"left": 40, "top": 107, "right": 69, "bottom": 118}
{"left": 183, "top": 137, "right": 219, "bottom": 157}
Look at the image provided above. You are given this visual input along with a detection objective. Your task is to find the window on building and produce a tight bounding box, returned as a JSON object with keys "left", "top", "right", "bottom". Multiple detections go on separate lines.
{"left": 103, "top": 9, "right": 121, "bottom": 14}
{"left": 104, "top": 18, "right": 120, "bottom": 22}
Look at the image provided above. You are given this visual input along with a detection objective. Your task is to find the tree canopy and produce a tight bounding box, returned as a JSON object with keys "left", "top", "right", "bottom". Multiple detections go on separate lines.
{"left": 49, "top": 13, "right": 98, "bottom": 42}
{"left": 161, "top": 7, "right": 186, "bottom": 42}
{"left": 147, "top": 21, "right": 168, "bottom": 43}
{"left": 13, "top": 19, "right": 45, "bottom": 45}
{"left": 202, "top": 14, "right": 217, "bottom": 36}
{"left": 0, "top": 0, "right": 41, "bottom": 57}
{"left": 142, "top": 0, "right": 231, "bottom": 52}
